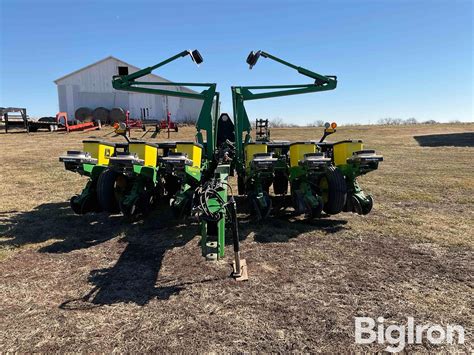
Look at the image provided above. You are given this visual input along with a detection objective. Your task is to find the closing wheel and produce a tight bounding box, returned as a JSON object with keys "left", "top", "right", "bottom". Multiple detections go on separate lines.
{"left": 97, "top": 169, "right": 127, "bottom": 213}
{"left": 317, "top": 166, "right": 347, "bottom": 215}
{"left": 70, "top": 195, "right": 83, "bottom": 215}
{"left": 120, "top": 183, "right": 156, "bottom": 219}
{"left": 307, "top": 197, "right": 323, "bottom": 219}
{"left": 139, "top": 186, "right": 155, "bottom": 212}
{"left": 250, "top": 191, "right": 272, "bottom": 220}
{"left": 360, "top": 194, "right": 373, "bottom": 215}
{"left": 119, "top": 199, "right": 137, "bottom": 218}
{"left": 70, "top": 195, "right": 96, "bottom": 215}
{"left": 351, "top": 195, "right": 363, "bottom": 215}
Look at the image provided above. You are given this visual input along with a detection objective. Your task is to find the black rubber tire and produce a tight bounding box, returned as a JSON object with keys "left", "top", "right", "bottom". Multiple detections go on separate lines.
{"left": 96, "top": 169, "right": 121, "bottom": 213}
{"left": 39, "top": 116, "right": 56, "bottom": 122}
{"left": 319, "top": 166, "right": 347, "bottom": 215}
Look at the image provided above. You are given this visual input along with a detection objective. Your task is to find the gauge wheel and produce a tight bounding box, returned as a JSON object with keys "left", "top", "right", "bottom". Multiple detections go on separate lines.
{"left": 97, "top": 169, "right": 127, "bottom": 213}
{"left": 318, "top": 166, "right": 347, "bottom": 215}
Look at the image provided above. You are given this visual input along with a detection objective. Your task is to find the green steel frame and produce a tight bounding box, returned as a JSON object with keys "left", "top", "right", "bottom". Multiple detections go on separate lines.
{"left": 112, "top": 50, "right": 218, "bottom": 160}
{"left": 112, "top": 50, "right": 232, "bottom": 259}
{"left": 230, "top": 50, "right": 338, "bottom": 217}
{"left": 111, "top": 50, "right": 219, "bottom": 218}
{"left": 199, "top": 165, "right": 230, "bottom": 259}
{"left": 231, "top": 50, "right": 337, "bottom": 173}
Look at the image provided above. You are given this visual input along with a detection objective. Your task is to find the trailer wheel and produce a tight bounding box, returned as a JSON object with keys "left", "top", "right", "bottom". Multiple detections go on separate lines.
{"left": 316, "top": 166, "right": 347, "bottom": 215}
{"left": 97, "top": 169, "right": 124, "bottom": 213}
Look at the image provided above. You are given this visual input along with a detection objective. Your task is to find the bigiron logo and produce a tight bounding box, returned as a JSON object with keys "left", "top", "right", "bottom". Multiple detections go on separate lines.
{"left": 355, "top": 317, "right": 465, "bottom": 352}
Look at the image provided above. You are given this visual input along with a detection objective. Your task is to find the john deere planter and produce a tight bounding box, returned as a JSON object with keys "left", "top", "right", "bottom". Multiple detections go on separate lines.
{"left": 60, "top": 50, "right": 248, "bottom": 280}
{"left": 60, "top": 49, "right": 382, "bottom": 281}
{"left": 230, "top": 50, "right": 383, "bottom": 219}
{"left": 317, "top": 128, "right": 383, "bottom": 215}
{"left": 59, "top": 139, "right": 119, "bottom": 214}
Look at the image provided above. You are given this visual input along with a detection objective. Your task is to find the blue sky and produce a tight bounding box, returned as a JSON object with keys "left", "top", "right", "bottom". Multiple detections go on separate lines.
{"left": 1, "top": 0, "right": 472, "bottom": 124}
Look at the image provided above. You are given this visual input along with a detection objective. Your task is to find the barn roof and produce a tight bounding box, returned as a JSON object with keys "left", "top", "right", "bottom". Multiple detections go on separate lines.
{"left": 53, "top": 55, "right": 198, "bottom": 94}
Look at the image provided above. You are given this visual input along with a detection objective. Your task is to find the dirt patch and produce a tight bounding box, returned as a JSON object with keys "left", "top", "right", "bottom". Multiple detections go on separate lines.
{"left": 414, "top": 132, "right": 474, "bottom": 147}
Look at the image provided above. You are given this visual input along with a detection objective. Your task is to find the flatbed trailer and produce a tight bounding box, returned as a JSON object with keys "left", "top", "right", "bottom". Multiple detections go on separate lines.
{"left": 28, "top": 118, "right": 60, "bottom": 132}
{"left": 1, "top": 107, "right": 59, "bottom": 133}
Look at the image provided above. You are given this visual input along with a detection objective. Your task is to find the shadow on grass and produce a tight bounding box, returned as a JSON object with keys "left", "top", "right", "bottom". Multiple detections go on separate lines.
{"left": 414, "top": 132, "right": 474, "bottom": 147}
{"left": 61, "top": 222, "right": 213, "bottom": 307}
{"left": 1, "top": 202, "right": 207, "bottom": 305}
{"left": 0, "top": 202, "right": 126, "bottom": 253}
{"left": 1, "top": 199, "right": 347, "bottom": 307}
{"left": 238, "top": 214, "right": 348, "bottom": 244}
{"left": 229, "top": 195, "right": 348, "bottom": 243}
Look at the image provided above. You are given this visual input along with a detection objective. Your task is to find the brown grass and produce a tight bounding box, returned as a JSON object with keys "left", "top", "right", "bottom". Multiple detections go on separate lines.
{"left": 0, "top": 123, "right": 473, "bottom": 352}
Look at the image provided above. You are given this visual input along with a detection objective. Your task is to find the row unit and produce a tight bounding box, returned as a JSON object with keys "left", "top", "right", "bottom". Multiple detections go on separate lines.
{"left": 245, "top": 140, "right": 364, "bottom": 168}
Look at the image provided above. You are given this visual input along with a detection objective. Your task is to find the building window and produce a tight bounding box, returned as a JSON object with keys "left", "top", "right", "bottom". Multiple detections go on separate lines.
{"left": 118, "top": 66, "right": 128, "bottom": 76}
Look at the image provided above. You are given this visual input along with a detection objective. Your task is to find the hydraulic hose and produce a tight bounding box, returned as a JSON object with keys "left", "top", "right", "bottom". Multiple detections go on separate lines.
{"left": 193, "top": 178, "right": 243, "bottom": 276}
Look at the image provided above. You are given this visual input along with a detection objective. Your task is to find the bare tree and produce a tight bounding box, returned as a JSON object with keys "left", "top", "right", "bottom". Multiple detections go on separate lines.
{"left": 269, "top": 117, "right": 285, "bottom": 128}
{"left": 405, "top": 117, "right": 418, "bottom": 125}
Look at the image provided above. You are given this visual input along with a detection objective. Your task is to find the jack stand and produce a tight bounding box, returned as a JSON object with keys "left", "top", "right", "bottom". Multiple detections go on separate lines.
{"left": 229, "top": 198, "right": 249, "bottom": 281}
{"left": 232, "top": 252, "right": 248, "bottom": 281}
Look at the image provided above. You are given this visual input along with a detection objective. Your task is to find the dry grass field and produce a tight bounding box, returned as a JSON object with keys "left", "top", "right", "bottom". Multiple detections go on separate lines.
{"left": 0, "top": 123, "right": 473, "bottom": 352}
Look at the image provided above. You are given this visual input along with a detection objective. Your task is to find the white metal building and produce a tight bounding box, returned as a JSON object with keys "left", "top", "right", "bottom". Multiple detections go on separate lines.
{"left": 54, "top": 56, "right": 203, "bottom": 122}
